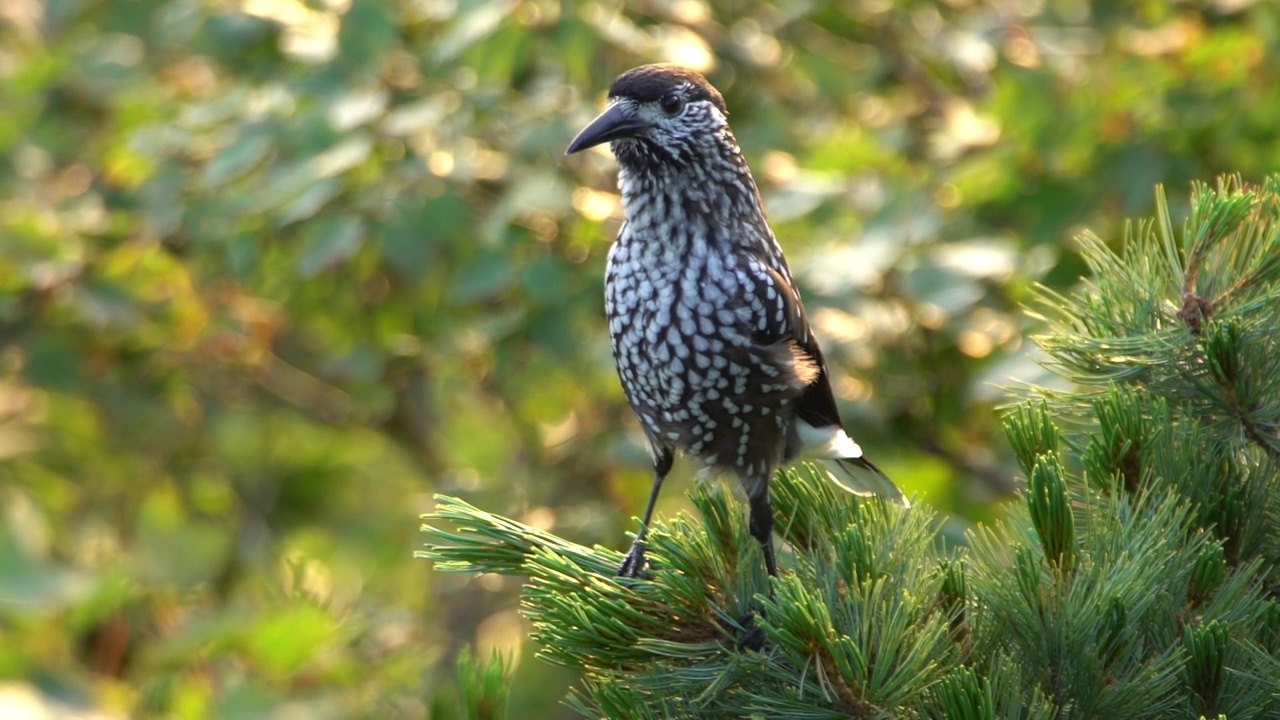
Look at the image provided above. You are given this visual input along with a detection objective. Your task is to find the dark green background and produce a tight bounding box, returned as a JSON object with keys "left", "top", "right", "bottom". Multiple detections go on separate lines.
{"left": 2, "top": 0, "right": 1277, "bottom": 716}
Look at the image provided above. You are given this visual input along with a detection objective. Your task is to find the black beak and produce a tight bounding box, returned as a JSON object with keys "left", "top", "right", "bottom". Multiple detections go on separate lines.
{"left": 565, "top": 102, "right": 644, "bottom": 155}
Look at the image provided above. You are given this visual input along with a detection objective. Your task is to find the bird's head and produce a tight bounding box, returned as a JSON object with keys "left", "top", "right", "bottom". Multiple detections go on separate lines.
{"left": 566, "top": 64, "right": 732, "bottom": 169}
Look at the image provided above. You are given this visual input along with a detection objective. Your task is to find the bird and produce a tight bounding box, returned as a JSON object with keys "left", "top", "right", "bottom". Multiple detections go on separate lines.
{"left": 566, "top": 64, "right": 906, "bottom": 579}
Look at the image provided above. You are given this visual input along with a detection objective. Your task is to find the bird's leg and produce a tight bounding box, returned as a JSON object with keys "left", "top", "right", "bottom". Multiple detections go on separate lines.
{"left": 735, "top": 485, "right": 776, "bottom": 651}
{"left": 617, "top": 470, "right": 663, "bottom": 577}
{"left": 618, "top": 449, "right": 673, "bottom": 578}
{"left": 747, "top": 487, "right": 778, "bottom": 578}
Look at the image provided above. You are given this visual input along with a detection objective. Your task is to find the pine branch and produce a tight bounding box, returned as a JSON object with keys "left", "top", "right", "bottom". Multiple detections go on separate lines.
{"left": 422, "top": 466, "right": 961, "bottom": 718}
{"left": 1027, "top": 175, "right": 1280, "bottom": 585}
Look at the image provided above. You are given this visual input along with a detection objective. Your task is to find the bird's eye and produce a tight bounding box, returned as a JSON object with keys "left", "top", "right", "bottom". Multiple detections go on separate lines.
{"left": 659, "top": 93, "right": 683, "bottom": 116}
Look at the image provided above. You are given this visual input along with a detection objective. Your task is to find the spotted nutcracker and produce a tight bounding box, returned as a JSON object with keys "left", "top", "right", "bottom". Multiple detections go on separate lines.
{"left": 566, "top": 64, "right": 906, "bottom": 579}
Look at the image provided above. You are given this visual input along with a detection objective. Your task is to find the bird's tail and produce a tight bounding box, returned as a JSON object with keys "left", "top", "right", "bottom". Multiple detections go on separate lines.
{"left": 820, "top": 457, "right": 909, "bottom": 508}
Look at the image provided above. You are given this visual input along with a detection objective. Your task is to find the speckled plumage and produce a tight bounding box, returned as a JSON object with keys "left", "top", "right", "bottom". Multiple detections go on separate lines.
{"left": 567, "top": 64, "right": 905, "bottom": 578}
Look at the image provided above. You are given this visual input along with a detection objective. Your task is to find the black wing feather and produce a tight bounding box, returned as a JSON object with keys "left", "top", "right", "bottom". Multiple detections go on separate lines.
{"left": 748, "top": 258, "right": 907, "bottom": 504}
{"left": 751, "top": 264, "right": 844, "bottom": 431}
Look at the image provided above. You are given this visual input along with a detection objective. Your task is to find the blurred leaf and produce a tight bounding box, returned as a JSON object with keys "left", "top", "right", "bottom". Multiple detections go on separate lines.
{"left": 277, "top": 178, "right": 343, "bottom": 226}
{"left": 297, "top": 215, "right": 366, "bottom": 277}
{"left": 337, "top": 1, "right": 398, "bottom": 68}
{"left": 246, "top": 603, "right": 339, "bottom": 676}
{"left": 902, "top": 263, "right": 984, "bottom": 317}
{"left": 382, "top": 198, "right": 438, "bottom": 279}
{"left": 196, "top": 11, "right": 284, "bottom": 70}
{"left": 432, "top": 0, "right": 521, "bottom": 64}
{"left": 308, "top": 134, "right": 373, "bottom": 179}
{"left": 135, "top": 487, "right": 235, "bottom": 588}
{"left": 448, "top": 250, "right": 514, "bottom": 304}
{"left": 201, "top": 133, "right": 273, "bottom": 189}
{"left": 520, "top": 255, "right": 571, "bottom": 305}
{"left": 20, "top": 332, "right": 81, "bottom": 391}
{"left": 0, "top": 524, "right": 89, "bottom": 611}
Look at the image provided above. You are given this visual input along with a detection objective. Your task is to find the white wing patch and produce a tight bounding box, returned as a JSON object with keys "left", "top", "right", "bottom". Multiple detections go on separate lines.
{"left": 795, "top": 419, "right": 864, "bottom": 459}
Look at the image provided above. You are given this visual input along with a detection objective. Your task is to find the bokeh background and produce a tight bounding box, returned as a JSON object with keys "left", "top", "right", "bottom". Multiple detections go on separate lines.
{"left": 2, "top": 0, "right": 1278, "bottom": 716}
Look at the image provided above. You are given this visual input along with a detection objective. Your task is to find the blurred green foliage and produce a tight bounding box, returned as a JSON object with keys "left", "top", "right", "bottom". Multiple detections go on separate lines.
{"left": 1, "top": 0, "right": 1279, "bottom": 716}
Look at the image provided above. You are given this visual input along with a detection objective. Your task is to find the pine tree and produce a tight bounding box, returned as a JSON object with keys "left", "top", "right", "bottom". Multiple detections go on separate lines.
{"left": 420, "top": 176, "right": 1280, "bottom": 718}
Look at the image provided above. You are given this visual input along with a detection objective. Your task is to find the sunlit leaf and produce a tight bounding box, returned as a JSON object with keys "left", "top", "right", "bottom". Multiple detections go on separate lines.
{"left": 276, "top": 178, "right": 342, "bottom": 226}
{"left": 246, "top": 604, "right": 339, "bottom": 675}
{"left": 431, "top": 0, "right": 521, "bottom": 64}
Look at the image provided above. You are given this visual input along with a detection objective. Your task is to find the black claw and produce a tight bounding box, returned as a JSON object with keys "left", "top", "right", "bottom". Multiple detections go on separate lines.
{"left": 735, "top": 609, "right": 767, "bottom": 652}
